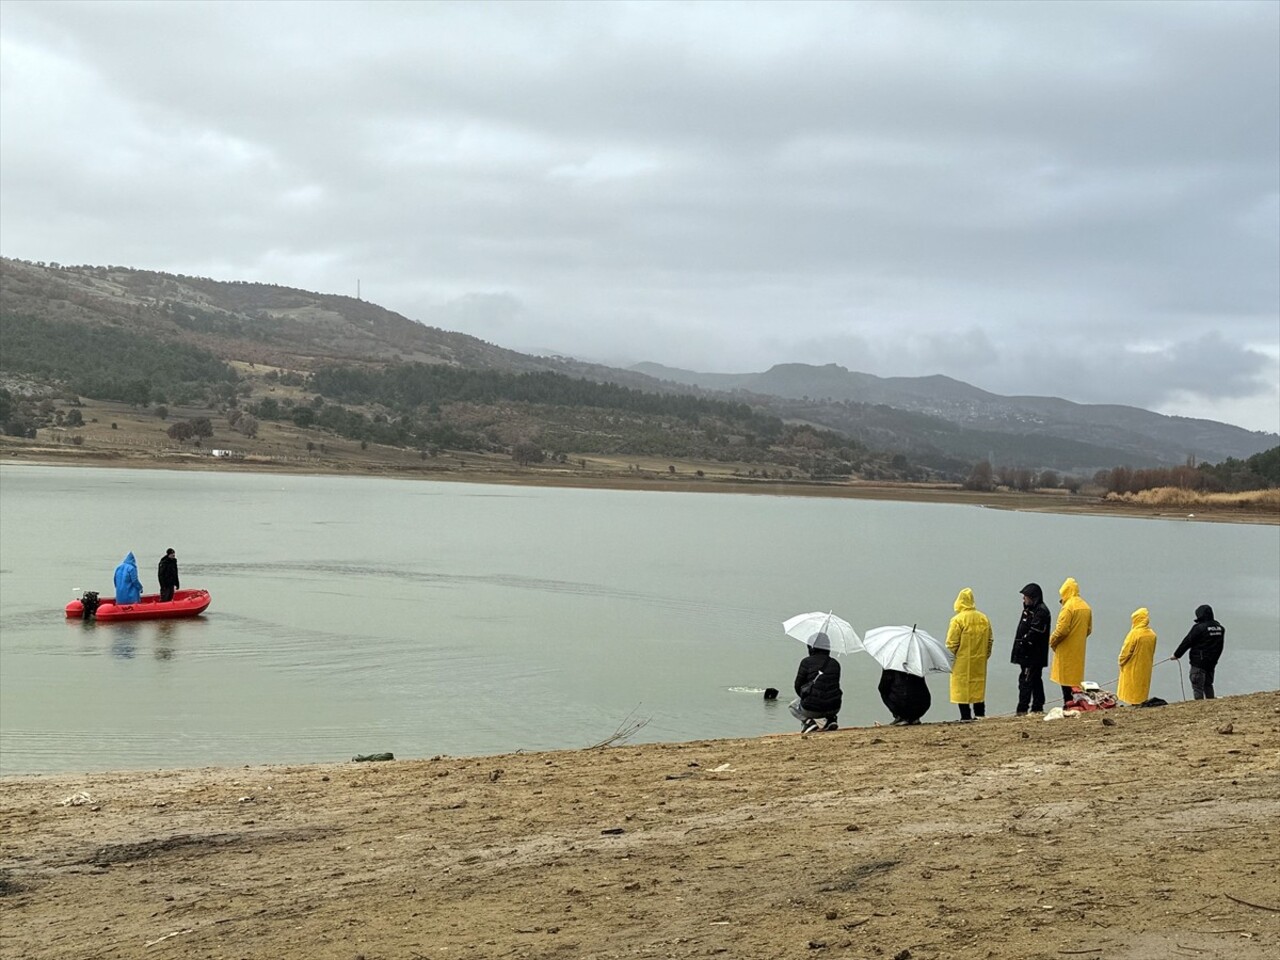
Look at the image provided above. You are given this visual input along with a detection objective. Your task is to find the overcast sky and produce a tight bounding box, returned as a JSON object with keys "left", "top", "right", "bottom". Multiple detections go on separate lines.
{"left": 2, "top": 1, "right": 1277, "bottom": 432}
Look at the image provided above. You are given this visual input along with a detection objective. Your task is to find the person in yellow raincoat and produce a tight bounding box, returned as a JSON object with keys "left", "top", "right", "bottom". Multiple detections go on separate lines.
{"left": 1049, "top": 577, "right": 1092, "bottom": 703}
{"left": 1117, "top": 608, "right": 1157, "bottom": 704}
{"left": 946, "top": 587, "right": 993, "bottom": 721}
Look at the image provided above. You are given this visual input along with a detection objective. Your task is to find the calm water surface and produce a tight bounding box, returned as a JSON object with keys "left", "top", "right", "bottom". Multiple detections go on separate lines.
{"left": 1, "top": 464, "right": 1277, "bottom": 775}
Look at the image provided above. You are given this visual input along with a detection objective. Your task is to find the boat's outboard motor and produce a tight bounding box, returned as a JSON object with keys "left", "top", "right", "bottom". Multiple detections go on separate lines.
{"left": 80, "top": 591, "right": 100, "bottom": 620}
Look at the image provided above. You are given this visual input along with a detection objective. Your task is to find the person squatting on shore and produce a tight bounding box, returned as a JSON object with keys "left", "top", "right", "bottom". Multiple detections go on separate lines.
{"left": 946, "top": 587, "right": 993, "bottom": 721}
{"left": 1011, "top": 582, "right": 1051, "bottom": 714}
{"left": 789, "top": 632, "right": 843, "bottom": 733}
{"left": 1117, "top": 607, "right": 1158, "bottom": 705}
{"left": 1173, "top": 605, "right": 1225, "bottom": 700}
{"left": 157, "top": 548, "right": 180, "bottom": 603}
{"left": 1049, "top": 577, "right": 1092, "bottom": 704}
{"left": 878, "top": 668, "right": 931, "bottom": 725}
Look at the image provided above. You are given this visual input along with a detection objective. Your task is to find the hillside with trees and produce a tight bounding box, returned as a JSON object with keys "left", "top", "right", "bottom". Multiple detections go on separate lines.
{"left": 0, "top": 259, "right": 913, "bottom": 480}
{"left": 2, "top": 257, "right": 1275, "bottom": 491}
{"left": 634, "top": 361, "right": 1278, "bottom": 469}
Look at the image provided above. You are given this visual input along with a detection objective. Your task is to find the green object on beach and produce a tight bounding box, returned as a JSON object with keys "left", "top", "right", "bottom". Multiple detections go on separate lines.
{"left": 351, "top": 752, "right": 395, "bottom": 762}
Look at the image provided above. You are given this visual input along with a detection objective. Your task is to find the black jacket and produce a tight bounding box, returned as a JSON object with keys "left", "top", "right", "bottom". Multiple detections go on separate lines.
{"left": 1174, "top": 605, "right": 1224, "bottom": 668}
{"left": 878, "top": 669, "right": 931, "bottom": 722}
{"left": 1011, "top": 582, "right": 1051, "bottom": 669}
{"left": 795, "top": 651, "right": 842, "bottom": 716}
{"left": 157, "top": 555, "right": 180, "bottom": 591}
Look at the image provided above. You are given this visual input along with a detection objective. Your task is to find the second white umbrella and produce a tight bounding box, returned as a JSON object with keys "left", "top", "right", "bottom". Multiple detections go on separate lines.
{"left": 862, "top": 624, "right": 953, "bottom": 676}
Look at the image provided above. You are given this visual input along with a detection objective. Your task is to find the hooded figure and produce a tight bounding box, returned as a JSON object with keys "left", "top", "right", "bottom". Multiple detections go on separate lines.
{"left": 1049, "top": 577, "right": 1092, "bottom": 692}
{"left": 1173, "top": 605, "right": 1225, "bottom": 700}
{"left": 157, "top": 548, "right": 180, "bottom": 602}
{"left": 1012, "top": 582, "right": 1052, "bottom": 714}
{"left": 113, "top": 552, "right": 143, "bottom": 605}
{"left": 790, "top": 633, "right": 843, "bottom": 732}
{"left": 946, "top": 587, "right": 993, "bottom": 720}
{"left": 1011, "top": 583, "right": 1051, "bottom": 669}
{"left": 1117, "top": 608, "right": 1158, "bottom": 705}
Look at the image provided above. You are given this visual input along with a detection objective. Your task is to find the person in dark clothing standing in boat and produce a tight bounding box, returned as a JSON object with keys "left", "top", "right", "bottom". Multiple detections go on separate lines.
{"left": 1173, "top": 604, "right": 1225, "bottom": 700}
{"left": 877, "top": 668, "right": 931, "bottom": 725}
{"left": 1011, "top": 582, "right": 1052, "bottom": 714}
{"left": 157, "top": 548, "right": 180, "bottom": 603}
{"left": 789, "top": 633, "right": 843, "bottom": 733}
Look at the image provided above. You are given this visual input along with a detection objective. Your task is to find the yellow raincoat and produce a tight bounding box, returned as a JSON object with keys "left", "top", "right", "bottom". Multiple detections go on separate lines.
{"left": 946, "top": 588, "right": 993, "bottom": 704}
{"left": 1049, "top": 577, "right": 1092, "bottom": 687}
{"left": 1117, "top": 608, "right": 1157, "bottom": 704}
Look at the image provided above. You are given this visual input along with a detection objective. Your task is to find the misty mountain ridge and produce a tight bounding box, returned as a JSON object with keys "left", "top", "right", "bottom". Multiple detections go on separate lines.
{"left": 630, "top": 361, "right": 1276, "bottom": 469}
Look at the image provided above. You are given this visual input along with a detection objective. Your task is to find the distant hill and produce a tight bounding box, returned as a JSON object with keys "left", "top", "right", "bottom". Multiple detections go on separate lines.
{"left": 632, "top": 362, "right": 1278, "bottom": 471}
{"left": 0, "top": 257, "right": 562, "bottom": 374}
{"left": 0, "top": 259, "right": 897, "bottom": 480}
{"left": 0, "top": 258, "right": 688, "bottom": 396}
{"left": 3, "top": 257, "right": 1274, "bottom": 478}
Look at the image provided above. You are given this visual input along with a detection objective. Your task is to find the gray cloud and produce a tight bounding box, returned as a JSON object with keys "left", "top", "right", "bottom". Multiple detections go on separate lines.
{"left": 1, "top": 0, "right": 1276, "bottom": 431}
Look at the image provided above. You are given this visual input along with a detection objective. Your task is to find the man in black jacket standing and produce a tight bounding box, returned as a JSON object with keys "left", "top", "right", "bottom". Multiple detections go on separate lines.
{"left": 1173, "top": 604, "right": 1225, "bottom": 700}
{"left": 157, "top": 548, "right": 180, "bottom": 603}
{"left": 1012, "top": 582, "right": 1051, "bottom": 714}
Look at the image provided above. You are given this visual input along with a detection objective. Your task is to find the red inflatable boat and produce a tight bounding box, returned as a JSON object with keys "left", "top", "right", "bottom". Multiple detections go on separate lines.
{"left": 65, "top": 588, "right": 212, "bottom": 622}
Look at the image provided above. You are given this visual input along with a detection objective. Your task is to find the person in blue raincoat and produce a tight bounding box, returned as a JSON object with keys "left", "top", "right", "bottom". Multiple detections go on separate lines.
{"left": 113, "top": 552, "right": 143, "bottom": 604}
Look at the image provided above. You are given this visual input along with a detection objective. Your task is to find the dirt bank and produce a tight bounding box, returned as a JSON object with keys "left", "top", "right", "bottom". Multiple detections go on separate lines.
{"left": 2, "top": 692, "right": 1278, "bottom": 960}
{"left": 4, "top": 440, "right": 1276, "bottom": 525}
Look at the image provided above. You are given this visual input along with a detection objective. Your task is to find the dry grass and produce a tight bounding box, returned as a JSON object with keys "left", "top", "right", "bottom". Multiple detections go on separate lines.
{"left": 1106, "top": 485, "right": 1280, "bottom": 510}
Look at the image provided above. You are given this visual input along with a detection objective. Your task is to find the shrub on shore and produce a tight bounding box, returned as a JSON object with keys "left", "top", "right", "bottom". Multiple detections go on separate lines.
{"left": 1105, "top": 486, "right": 1280, "bottom": 510}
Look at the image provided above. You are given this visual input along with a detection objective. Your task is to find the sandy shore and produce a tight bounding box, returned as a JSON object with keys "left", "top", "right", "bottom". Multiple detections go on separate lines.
{"left": 2, "top": 691, "right": 1277, "bottom": 960}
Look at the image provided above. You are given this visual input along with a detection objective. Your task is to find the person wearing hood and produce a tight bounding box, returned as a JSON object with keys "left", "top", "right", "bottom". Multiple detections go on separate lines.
{"left": 789, "top": 632, "right": 843, "bottom": 733}
{"left": 878, "top": 668, "right": 931, "bottom": 725}
{"left": 112, "top": 552, "right": 143, "bottom": 605}
{"left": 157, "top": 548, "right": 180, "bottom": 603}
{"left": 946, "top": 588, "right": 993, "bottom": 721}
{"left": 1117, "top": 608, "right": 1158, "bottom": 705}
{"left": 1173, "top": 605, "right": 1225, "bottom": 700}
{"left": 1011, "top": 582, "right": 1052, "bottom": 714}
{"left": 1049, "top": 577, "right": 1092, "bottom": 704}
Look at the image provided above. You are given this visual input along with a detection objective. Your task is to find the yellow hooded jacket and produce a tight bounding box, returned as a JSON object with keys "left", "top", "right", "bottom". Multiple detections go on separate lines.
{"left": 1117, "top": 608, "right": 1157, "bottom": 704}
{"left": 946, "top": 588, "right": 993, "bottom": 704}
{"left": 1049, "top": 577, "right": 1092, "bottom": 687}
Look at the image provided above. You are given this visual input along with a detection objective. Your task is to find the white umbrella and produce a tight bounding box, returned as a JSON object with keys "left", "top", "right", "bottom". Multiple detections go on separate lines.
{"left": 862, "top": 624, "right": 953, "bottom": 676}
{"left": 782, "top": 611, "right": 864, "bottom": 657}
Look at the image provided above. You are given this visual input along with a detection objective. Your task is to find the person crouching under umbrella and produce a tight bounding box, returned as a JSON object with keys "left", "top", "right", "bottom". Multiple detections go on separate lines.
{"left": 878, "top": 668, "right": 931, "bottom": 725}
{"left": 789, "top": 633, "right": 843, "bottom": 733}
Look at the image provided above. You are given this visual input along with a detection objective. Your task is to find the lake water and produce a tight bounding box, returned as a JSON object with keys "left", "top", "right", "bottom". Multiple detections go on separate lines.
{"left": 1, "top": 463, "right": 1277, "bottom": 775}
